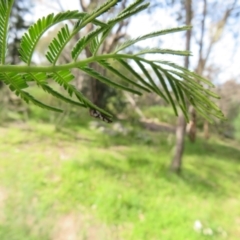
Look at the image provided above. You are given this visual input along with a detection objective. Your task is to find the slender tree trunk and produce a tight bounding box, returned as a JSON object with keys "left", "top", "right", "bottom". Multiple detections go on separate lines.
{"left": 79, "top": 0, "right": 107, "bottom": 108}
{"left": 186, "top": 0, "right": 237, "bottom": 141}
{"left": 203, "top": 120, "right": 209, "bottom": 139}
{"left": 171, "top": 113, "right": 186, "bottom": 173}
{"left": 187, "top": 0, "right": 206, "bottom": 142}
{"left": 171, "top": 0, "right": 192, "bottom": 173}
{"left": 186, "top": 105, "right": 197, "bottom": 142}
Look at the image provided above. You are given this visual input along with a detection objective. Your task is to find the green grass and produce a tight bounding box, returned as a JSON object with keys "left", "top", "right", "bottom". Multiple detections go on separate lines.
{"left": 0, "top": 121, "right": 240, "bottom": 240}
{"left": 142, "top": 106, "right": 176, "bottom": 124}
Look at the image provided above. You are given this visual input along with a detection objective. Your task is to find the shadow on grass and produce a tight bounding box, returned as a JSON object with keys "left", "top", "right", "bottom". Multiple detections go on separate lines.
{"left": 185, "top": 138, "right": 240, "bottom": 163}
{"left": 56, "top": 128, "right": 96, "bottom": 142}
{"left": 10, "top": 125, "right": 96, "bottom": 145}
{"left": 178, "top": 169, "right": 224, "bottom": 195}
{"left": 77, "top": 152, "right": 227, "bottom": 196}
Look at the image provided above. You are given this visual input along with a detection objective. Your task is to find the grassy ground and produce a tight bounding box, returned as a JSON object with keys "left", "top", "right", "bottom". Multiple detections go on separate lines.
{"left": 0, "top": 120, "right": 240, "bottom": 240}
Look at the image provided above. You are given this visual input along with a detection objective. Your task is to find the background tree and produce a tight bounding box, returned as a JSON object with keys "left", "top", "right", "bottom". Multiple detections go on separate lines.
{"left": 171, "top": 0, "right": 192, "bottom": 173}
{"left": 169, "top": 0, "right": 240, "bottom": 172}
{"left": 187, "top": 0, "right": 239, "bottom": 141}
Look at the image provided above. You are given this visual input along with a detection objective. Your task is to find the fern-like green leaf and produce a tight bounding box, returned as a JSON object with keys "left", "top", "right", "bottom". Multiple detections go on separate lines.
{"left": 174, "top": 81, "right": 187, "bottom": 110}
{"left": 52, "top": 70, "right": 75, "bottom": 93}
{"left": 93, "top": 27, "right": 112, "bottom": 55}
{"left": 177, "top": 80, "right": 224, "bottom": 120}
{"left": 114, "top": 26, "right": 191, "bottom": 53}
{"left": 167, "top": 71, "right": 218, "bottom": 111}
{"left": 118, "top": 0, "right": 145, "bottom": 15}
{"left": 51, "top": 70, "right": 92, "bottom": 109}
{"left": 108, "top": 2, "right": 149, "bottom": 25}
{"left": 0, "top": 72, "right": 62, "bottom": 112}
{"left": 50, "top": 69, "right": 111, "bottom": 117}
{"left": 135, "top": 48, "right": 192, "bottom": 56}
{"left": 80, "top": 0, "right": 122, "bottom": 27}
{"left": 163, "top": 71, "right": 180, "bottom": 102}
{"left": 153, "top": 60, "right": 214, "bottom": 87}
{"left": 72, "top": 26, "right": 106, "bottom": 60}
{"left": 98, "top": 59, "right": 151, "bottom": 92}
{"left": 152, "top": 66, "right": 178, "bottom": 115}
{"left": 25, "top": 73, "right": 85, "bottom": 107}
{"left": 117, "top": 59, "right": 166, "bottom": 100}
{"left": 46, "top": 24, "right": 70, "bottom": 64}
{"left": 92, "top": 1, "right": 148, "bottom": 57}
{"left": 0, "top": 0, "right": 14, "bottom": 64}
{"left": 167, "top": 69, "right": 206, "bottom": 91}
{"left": 134, "top": 60, "right": 167, "bottom": 97}
{"left": 42, "top": 85, "right": 85, "bottom": 107}
{"left": 19, "top": 91, "right": 63, "bottom": 112}
{"left": 89, "top": 36, "right": 100, "bottom": 55}
{"left": 70, "top": 84, "right": 113, "bottom": 118}
{"left": 0, "top": 0, "right": 224, "bottom": 123}
{"left": 80, "top": 66, "right": 142, "bottom": 95}
{"left": 19, "top": 11, "right": 105, "bottom": 65}
{"left": 0, "top": 72, "right": 28, "bottom": 90}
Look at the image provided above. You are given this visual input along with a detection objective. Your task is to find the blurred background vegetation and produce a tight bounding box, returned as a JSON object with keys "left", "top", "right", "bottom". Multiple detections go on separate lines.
{"left": 0, "top": 0, "right": 240, "bottom": 239}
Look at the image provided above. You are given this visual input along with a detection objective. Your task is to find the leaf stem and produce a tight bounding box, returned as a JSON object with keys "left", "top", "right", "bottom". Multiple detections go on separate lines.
{"left": 0, "top": 53, "right": 137, "bottom": 72}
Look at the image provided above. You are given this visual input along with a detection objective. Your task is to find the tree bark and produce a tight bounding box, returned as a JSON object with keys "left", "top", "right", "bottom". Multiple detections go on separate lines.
{"left": 203, "top": 120, "right": 209, "bottom": 139}
{"left": 186, "top": 105, "right": 197, "bottom": 142}
{"left": 186, "top": 0, "right": 206, "bottom": 142}
{"left": 170, "top": 0, "right": 192, "bottom": 173}
{"left": 171, "top": 113, "right": 186, "bottom": 173}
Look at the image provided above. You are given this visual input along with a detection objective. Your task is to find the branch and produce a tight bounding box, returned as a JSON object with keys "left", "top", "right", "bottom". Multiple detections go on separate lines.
{"left": 103, "top": 0, "right": 129, "bottom": 53}
{"left": 196, "top": 0, "right": 207, "bottom": 74}
{"left": 201, "top": 0, "right": 238, "bottom": 71}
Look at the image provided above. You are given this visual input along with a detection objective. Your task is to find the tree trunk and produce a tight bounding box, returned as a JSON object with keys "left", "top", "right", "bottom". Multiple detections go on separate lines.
{"left": 203, "top": 120, "right": 210, "bottom": 139}
{"left": 186, "top": 0, "right": 237, "bottom": 141}
{"left": 79, "top": 0, "right": 107, "bottom": 108}
{"left": 186, "top": 105, "right": 197, "bottom": 142}
{"left": 170, "top": 0, "right": 192, "bottom": 173}
{"left": 187, "top": 0, "right": 206, "bottom": 142}
{"left": 171, "top": 113, "right": 186, "bottom": 173}
{"left": 86, "top": 48, "right": 109, "bottom": 108}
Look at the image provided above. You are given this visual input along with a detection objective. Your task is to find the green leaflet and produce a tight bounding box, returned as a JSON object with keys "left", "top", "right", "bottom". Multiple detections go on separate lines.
{"left": 26, "top": 73, "right": 85, "bottom": 108}
{"left": 0, "top": 72, "right": 62, "bottom": 112}
{"left": 134, "top": 48, "right": 192, "bottom": 57}
{"left": 93, "top": 1, "right": 150, "bottom": 56}
{"left": 19, "top": 11, "right": 105, "bottom": 65}
{"left": 118, "top": 0, "right": 146, "bottom": 16}
{"left": 19, "top": 91, "right": 63, "bottom": 113}
{"left": 108, "top": 2, "right": 150, "bottom": 25}
{"left": 98, "top": 59, "right": 151, "bottom": 93}
{"left": 46, "top": 24, "right": 71, "bottom": 64}
{"left": 72, "top": 26, "right": 106, "bottom": 60}
{"left": 135, "top": 59, "right": 169, "bottom": 98}
{"left": 0, "top": 72, "right": 28, "bottom": 90}
{"left": 152, "top": 66, "right": 178, "bottom": 115}
{"left": 153, "top": 60, "right": 214, "bottom": 87}
{"left": 80, "top": 0, "right": 122, "bottom": 26}
{"left": 80, "top": 66, "right": 143, "bottom": 95}
{"left": 114, "top": 26, "right": 192, "bottom": 53}
{"left": 0, "top": 0, "right": 14, "bottom": 64}
{"left": 117, "top": 59, "right": 156, "bottom": 93}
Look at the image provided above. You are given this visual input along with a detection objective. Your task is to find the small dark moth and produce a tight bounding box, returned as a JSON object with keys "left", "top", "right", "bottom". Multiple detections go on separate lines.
{"left": 89, "top": 108, "right": 113, "bottom": 123}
